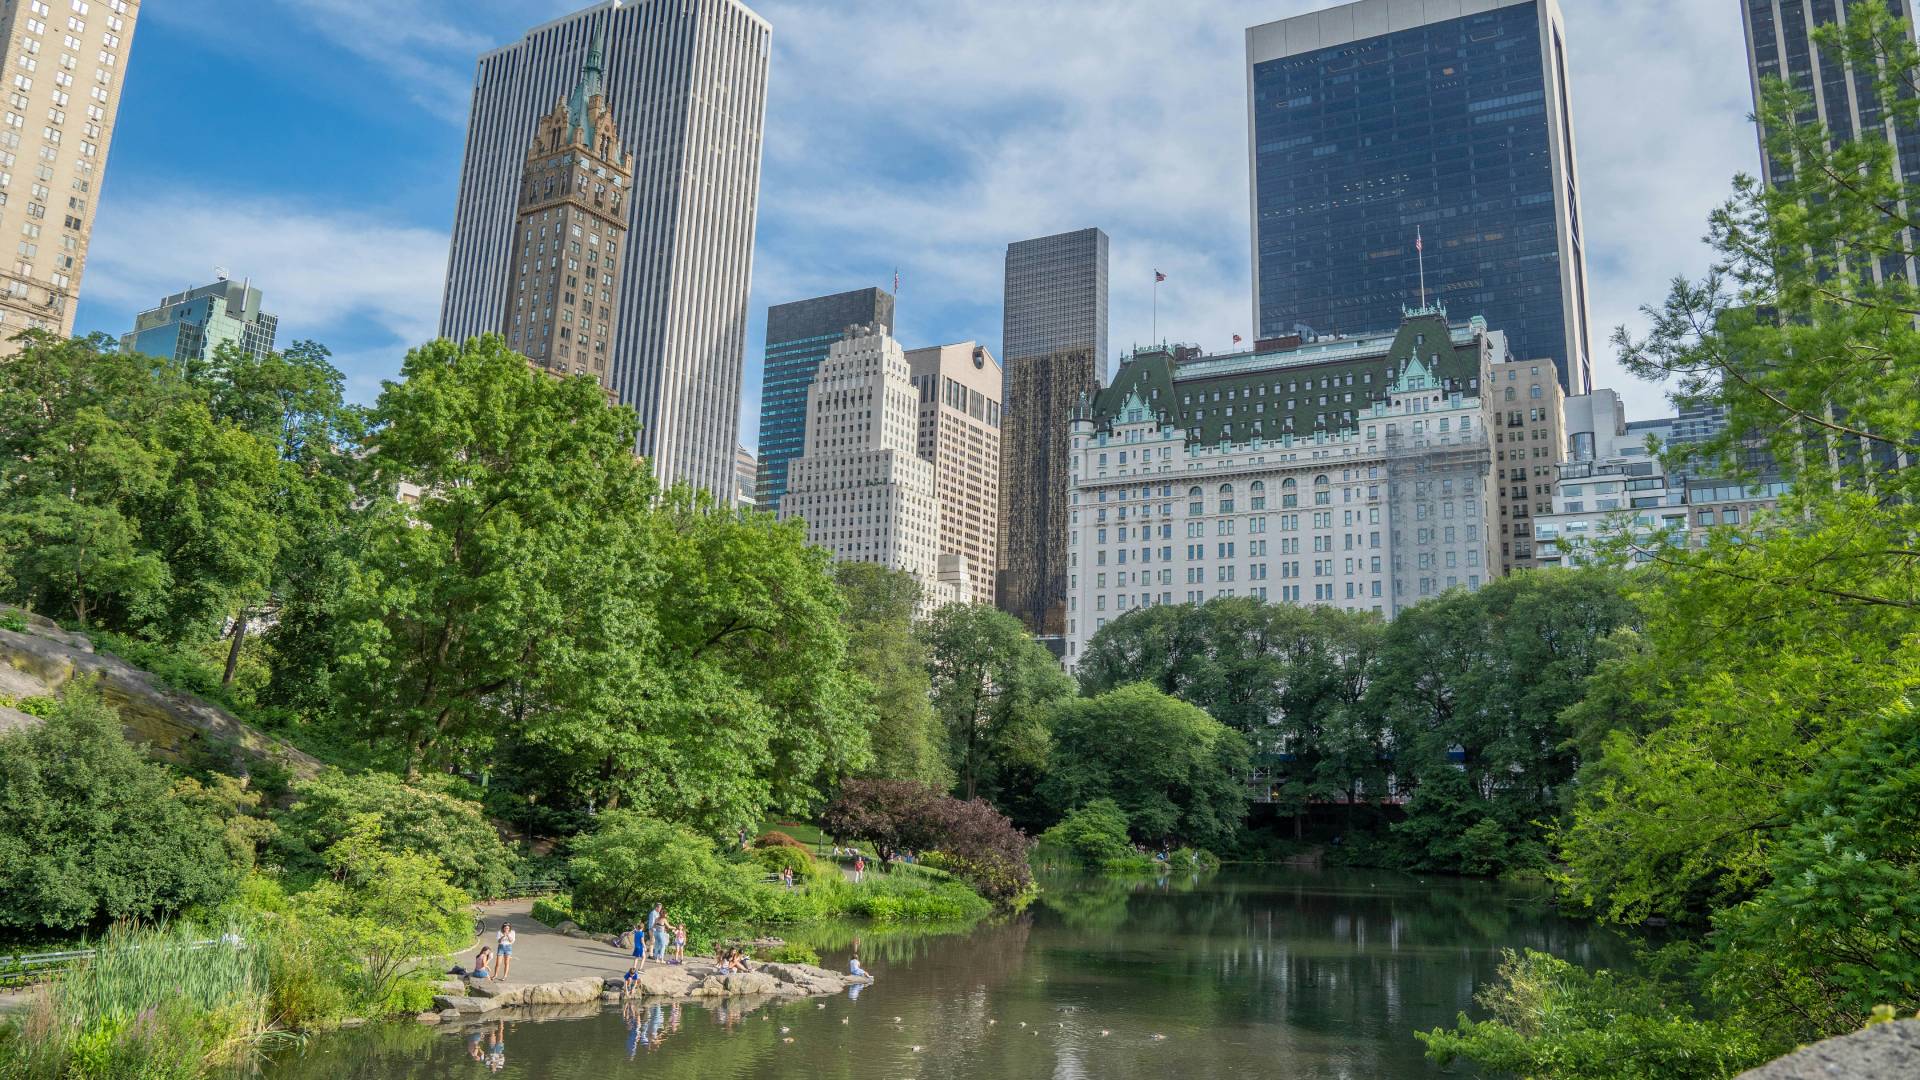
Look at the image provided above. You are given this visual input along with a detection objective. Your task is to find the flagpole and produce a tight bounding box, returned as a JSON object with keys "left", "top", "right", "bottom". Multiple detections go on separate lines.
{"left": 1152, "top": 276, "right": 1158, "bottom": 345}
{"left": 1416, "top": 228, "right": 1426, "bottom": 309}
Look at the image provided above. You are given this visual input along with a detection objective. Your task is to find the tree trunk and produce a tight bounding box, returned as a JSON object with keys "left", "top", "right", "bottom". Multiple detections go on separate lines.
{"left": 222, "top": 609, "right": 249, "bottom": 685}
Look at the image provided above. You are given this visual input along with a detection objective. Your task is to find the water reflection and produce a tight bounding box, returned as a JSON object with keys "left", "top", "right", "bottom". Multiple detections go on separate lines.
{"left": 256, "top": 866, "right": 1640, "bottom": 1080}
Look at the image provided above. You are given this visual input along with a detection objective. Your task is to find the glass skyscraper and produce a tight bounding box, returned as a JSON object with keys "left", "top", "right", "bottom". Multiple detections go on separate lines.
{"left": 120, "top": 276, "right": 278, "bottom": 366}
{"left": 1246, "top": 0, "right": 1592, "bottom": 393}
{"left": 754, "top": 287, "right": 894, "bottom": 513}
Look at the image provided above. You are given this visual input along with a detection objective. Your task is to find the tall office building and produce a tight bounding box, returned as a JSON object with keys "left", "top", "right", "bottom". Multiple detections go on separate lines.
{"left": 0, "top": 0, "right": 139, "bottom": 348}
{"left": 907, "top": 341, "right": 1003, "bottom": 607}
{"left": 755, "top": 287, "right": 895, "bottom": 513}
{"left": 733, "top": 444, "right": 756, "bottom": 509}
{"left": 1487, "top": 355, "right": 1565, "bottom": 572}
{"left": 120, "top": 275, "right": 277, "bottom": 366}
{"left": 1246, "top": 0, "right": 1592, "bottom": 394}
{"left": 440, "top": 0, "right": 770, "bottom": 498}
{"left": 778, "top": 325, "right": 953, "bottom": 605}
{"left": 998, "top": 228, "right": 1108, "bottom": 642}
{"left": 1742, "top": 0, "right": 1920, "bottom": 194}
{"left": 501, "top": 27, "right": 632, "bottom": 390}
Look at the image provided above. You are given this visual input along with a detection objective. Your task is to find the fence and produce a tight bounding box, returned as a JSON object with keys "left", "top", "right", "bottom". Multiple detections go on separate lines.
{"left": 0, "top": 939, "right": 226, "bottom": 989}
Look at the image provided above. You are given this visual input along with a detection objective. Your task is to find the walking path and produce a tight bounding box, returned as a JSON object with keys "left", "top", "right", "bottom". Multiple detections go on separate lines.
{"left": 465, "top": 898, "right": 632, "bottom": 986}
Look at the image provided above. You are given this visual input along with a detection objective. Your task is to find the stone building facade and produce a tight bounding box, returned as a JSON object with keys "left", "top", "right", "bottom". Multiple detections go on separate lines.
{"left": 907, "top": 341, "right": 1002, "bottom": 607}
{"left": 1487, "top": 356, "right": 1566, "bottom": 572}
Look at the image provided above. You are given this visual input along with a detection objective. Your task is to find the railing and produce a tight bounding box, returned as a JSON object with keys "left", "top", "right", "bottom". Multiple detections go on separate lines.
{"left": 488, "top": 879, "right": 564, "bottom": 900}
{"left": 0, "top": 939, "right": 226, "bottom": 989}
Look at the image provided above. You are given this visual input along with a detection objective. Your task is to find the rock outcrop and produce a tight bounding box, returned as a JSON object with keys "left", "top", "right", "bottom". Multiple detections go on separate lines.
{"left": 0, "top": 608, "right": 319, "bottom": 779}
{"left": 1737, "top": 1021, "right": 1920, "bottom": 1079}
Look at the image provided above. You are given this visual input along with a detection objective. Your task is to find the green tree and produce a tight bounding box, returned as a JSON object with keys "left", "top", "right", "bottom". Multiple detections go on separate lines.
{"left": 333, "top": 334, "right": 658, "bottom": 776}
{"left": 919, "top": 603, "right": 1073, "bottom": 811}
{"left": 0, "top": 684, "right": 238, "bottom": 933}
{"left": 1040, "top": 683, "right": 1251, "bottom": 850}
{"left": 567, "top": 810, "right": 761, "bottom": 936}
{"left": 835, "top": 563, "right": 946, "bottom": 786}
{"left": 273, "top": 769, "right": 515, "bottom": 897}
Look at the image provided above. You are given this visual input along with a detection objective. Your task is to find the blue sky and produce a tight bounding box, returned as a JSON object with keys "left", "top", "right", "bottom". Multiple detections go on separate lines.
{"left": 75, "top": 0, "right": 1760, "bottom": 445}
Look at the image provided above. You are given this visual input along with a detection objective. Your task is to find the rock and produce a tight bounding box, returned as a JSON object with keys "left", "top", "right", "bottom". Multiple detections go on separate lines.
{"left": 692, "top": 975, "right": 727, "bottom": 996}
{"left": 1737, "top": 1020, "right": 1920, "bottom": 1079}
{"left": 514, "top": 977, "right": 605, "bottom": 1006}
{"left": 630, "top": 966, "right": 698, "bottom": 998}
{"left": 600, "top": 991, "right": 621, "bottom": 1002}
{"left": 431, "top": 994, "right": 501, "bottom": 1014}
{"left": 0, "top": 609, "right": 320, "bottom": 778}
{"left": 439, "top": 1009, "right": 462, "bottom": 1022}
{"left": 437, "top": 978, "right": 467, "bottom": 994}
{"left": 338, "top": 1018, "right": 366, "bottom": 1029}
{"left": 467, "top": 981, "right": 509, "bottom": 998}
{"left": 724, "top": 971, "right": 779, "bottom": 996}
{"left": 554, "top": 920, "right": 580, "bottom": 934}
{"left": 616, "top": 931, "right": 635, "bottom": 951}
{"left": 415, "top": 1011, "right": 442, "bottom": 1025}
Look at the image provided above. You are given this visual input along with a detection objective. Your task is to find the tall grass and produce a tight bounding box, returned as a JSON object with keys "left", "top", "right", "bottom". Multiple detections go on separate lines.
{"left": 2, "top": 922, "right": 272, "bottom": 1080}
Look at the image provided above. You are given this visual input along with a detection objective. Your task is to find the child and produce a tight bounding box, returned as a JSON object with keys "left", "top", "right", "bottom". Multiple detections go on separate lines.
{"left": 848, "top": 955, "right": 871, "bottom": 980}
{"left": 671, "top": 921, "right": 686, "bottom": 964}
{"left": 622, "top": 961, "right": 641, "bottom": 999}
{"left": 631, "top": 921, "right": 649, "bottom": 970}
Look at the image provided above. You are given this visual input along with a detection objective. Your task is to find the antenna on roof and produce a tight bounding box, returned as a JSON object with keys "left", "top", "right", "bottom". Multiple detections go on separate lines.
{"left": 213, "top": 266, "right": 229, "bottom": 282}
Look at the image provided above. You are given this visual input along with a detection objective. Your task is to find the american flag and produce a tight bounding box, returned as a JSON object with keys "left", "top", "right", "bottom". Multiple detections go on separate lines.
{"left": 1415, "top": 229, "right": 1422, "bottom": 252}
{"left": 1154, "top": 270, "right": 1166, "bottom": 282}
{"left": 1232, "top": 334, "right": 1243, "bottom": 345}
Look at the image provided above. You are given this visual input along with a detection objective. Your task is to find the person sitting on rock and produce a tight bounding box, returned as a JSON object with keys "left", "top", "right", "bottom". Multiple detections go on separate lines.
{"left": 848, "top": 955, "right": 871, "bottom": 980}
{"left": 469, "top": 947, "right": 494, "bottom": 982}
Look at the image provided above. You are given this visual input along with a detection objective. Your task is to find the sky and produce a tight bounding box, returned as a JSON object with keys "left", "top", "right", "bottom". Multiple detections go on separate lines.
{"left": 75, "top": 0, "right": 1760, "bottom": 446}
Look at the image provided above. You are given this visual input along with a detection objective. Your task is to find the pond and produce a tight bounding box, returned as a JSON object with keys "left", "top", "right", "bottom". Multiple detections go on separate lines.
{"left": 257, "top": 865, "right": 1641, "bottom": 1079}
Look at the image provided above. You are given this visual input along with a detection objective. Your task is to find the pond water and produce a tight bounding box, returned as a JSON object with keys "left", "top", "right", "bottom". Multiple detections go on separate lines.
{"left": 258, "top": 866, "right": 1640, "bottom": 1079}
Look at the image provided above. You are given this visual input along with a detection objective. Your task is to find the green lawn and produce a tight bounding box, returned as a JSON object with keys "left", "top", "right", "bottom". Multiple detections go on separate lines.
{"left": 755, "top": 818, "right": 829, "bottom": 850}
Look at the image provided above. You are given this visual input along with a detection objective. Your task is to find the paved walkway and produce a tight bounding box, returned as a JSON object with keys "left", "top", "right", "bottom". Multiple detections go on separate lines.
{"left": 465, "top": 899, "right": 635, "bottom": 987}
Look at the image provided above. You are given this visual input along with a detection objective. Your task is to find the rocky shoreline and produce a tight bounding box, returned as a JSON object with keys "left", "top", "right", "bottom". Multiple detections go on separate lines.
{"left": 427, "top": 958, "right": 871, "bottom": 1022}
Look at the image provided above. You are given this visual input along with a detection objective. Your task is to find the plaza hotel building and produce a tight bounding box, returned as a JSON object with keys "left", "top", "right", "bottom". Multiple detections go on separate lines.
{"left": 1064, "top": 306, "right": 1509, "bottom": 666}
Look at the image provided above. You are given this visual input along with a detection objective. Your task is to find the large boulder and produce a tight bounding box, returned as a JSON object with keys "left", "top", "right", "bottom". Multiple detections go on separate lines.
{"left": 431, "top": 994, "right": 501, "bottom": 1014}
{"left": 513, "top": 977, "right": 605, "bottom": 1006}
{"left": 1738, "top": 1021, "right": 1920, "bottom": 1079}
{"left": 723, "top": 971, "right": 779, "bottom": 997}
{"left": 0, "top": 609, "right": 319, "bottom": 779}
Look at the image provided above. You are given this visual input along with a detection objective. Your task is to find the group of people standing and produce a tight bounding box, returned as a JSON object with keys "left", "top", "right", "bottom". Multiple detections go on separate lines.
{"left": 629, "top": 902, "right": 685, "bottom": 971}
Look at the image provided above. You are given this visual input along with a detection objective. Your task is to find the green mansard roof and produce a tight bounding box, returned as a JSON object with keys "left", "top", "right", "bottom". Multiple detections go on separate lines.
{"left": 1083, "top": 309, "right": 1487, "bottom": 446}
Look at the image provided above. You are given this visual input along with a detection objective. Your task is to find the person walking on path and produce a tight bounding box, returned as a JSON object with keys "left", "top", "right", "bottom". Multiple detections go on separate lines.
{"left": 494, "top": 923, "right": 516, "bottom": 981}
{"left": 854, "top": 854, "right": 866, "bottom": 883}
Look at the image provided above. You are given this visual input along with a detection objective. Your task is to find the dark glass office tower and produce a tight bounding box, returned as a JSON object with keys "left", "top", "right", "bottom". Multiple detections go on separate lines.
{"left": 1246, "top": 0, "right": 1592, "bottom": 393}
{"left": 753, "top": 287, "right": 894, "bottom": 513}
{"left": 998, "top": 228, "right": 1108, "bottom": 644}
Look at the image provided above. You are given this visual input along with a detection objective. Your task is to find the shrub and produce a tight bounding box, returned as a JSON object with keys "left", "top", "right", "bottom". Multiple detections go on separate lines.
{"left": 274, "top": 768, "right": 515, "bottom": 897}
{"left": 822, "top": 779, "right": 1033, "bottom": 902}
{"left": 1038, "top": 799, "right": 1135, "bottom": 867}
{"left": 746, "top": 843, "right": 828, "bottom": 884}
{"left": 0, "top": 683, "right": 239, "bottom": 934}
{"left": 569, "top": 812, "right": 762, "bottom": 939}
{"left": 763, "top": 943, "right": 820, "bottom": 965}
{"left": 0, "top": 609, "right": 27, "bottom": 633}
{"left": 754, "top": 830, "right": 808, "bottom": 851}
{"left": 531, "top": 895, "right": 575, "bottom": 929}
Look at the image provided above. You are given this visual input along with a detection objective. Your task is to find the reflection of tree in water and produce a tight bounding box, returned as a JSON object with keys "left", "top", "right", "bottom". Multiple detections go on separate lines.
{"left": 264, "top": 869, "right": 1643, "bottom": 1080}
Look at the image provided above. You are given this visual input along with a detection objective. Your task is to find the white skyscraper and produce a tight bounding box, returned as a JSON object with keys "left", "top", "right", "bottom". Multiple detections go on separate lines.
{"left": 440, "top": 0, "right": 771, "bottom": 498}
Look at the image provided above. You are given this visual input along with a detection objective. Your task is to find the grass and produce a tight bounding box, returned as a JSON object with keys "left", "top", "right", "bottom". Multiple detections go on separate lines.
{"left": 754, "top": 819, "right": 830, "bottom": 850}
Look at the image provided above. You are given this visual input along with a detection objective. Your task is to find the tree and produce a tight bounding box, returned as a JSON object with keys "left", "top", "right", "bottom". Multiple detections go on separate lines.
{"left": 818, "top": 779, "right": 1033, "bottom": 902}
{"left": 273, "top": 769, "right": 515, "bottom": 897}
{"left": 332, "top": 334, "right": 659, "bottom": 776}
{"left": 567, "top": 811, "right": 762, "bottom": 935}
{"left": 1040, "top": 683, "right": 1251, "bottom": 851}
{"left": 835, "top": 563, "right": 947, "bottom": 787}
{"left": 0, "top": 684, "right": 238, "bottom": 933}
{"left": 919, "top": 603, "right": 1073, "bottom": 808}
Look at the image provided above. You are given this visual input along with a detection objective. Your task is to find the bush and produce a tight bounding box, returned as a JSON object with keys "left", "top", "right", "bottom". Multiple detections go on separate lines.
{"left": 746, "top": 843, "right": 827, "bottom": 884}
{"left": 754, "top": 830, "right": 808, "bottom": 851}
{"left": 569, "top": 812, "right": 762, "bottom": 939}
{"left": 273, "top": 768, "right": 515, "bottom": 897}
{"left": 763, "top": 943, "right": 820, "bottom": 965}
{"left": 530, "top": 895, "right": 575, "bottom": 929}
{"left": 1038, "top": 799, "right": 1135, "bottom": 867}
{"left": 0, "top": 683, "right": 239, "bottom": 934}
{"left": 821, "top": 779, "right": 1033, "bottom": 902}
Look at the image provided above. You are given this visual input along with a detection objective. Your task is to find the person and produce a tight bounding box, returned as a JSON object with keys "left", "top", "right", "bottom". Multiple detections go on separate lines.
{"left": 781, "top": 865, "right": 794, "bottom": 890}
{"left": 469, "top": 946, "right": 494, "bottom": 982}
{"left": 631, "top": 920, "right": 649, "bottom": 970}
{"left": 485, "top": 1019, "right": 506, "bottom": 1073}
{"left": 645, "top": 903, "right": 663, "bottom": 960}
{"left": 653, "top": 907, "right": 670, "bottom": 967}
{"left": 494, "top": 922, "right": 516, "bottom": 981}
{"left": 671, "top": 919, "right": 687, "bottom": 964}
{"left": 622, "top": 960, "right": 641, "bottom": 998}
{"left": 849, "top": 955, "right": 871, "bottom": 979}
{"left": 854, "top": 853, "right": 866, "bottom": 883}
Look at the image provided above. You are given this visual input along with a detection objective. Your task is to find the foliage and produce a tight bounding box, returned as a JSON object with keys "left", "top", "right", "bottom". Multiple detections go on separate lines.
{"left": 836, "top": 563, "right": 947, "bottom": 787}
{"left": 820, "top": 779, "right": 1034, "bottom": 902}
{"left": 272, "top": 768, "right": 514, "bottom": 897}
{"left": 746, "top": 843, "right": 829, "bottom": 884}
{"left": 1417, "top": 949, "right": 1774, "bottom": 1080}
{"left": 567, "top": 811, "right": 763, "bottom": 937}
{"left": 530, "top": 895, "right": 574, "bottom": 929}
{"left": 0, "top": 685, "right": 239, "bottom": 934}
{"left": 762, "top": 943, "right": 820, "bottom": 965}
{"left": 1, "top": 921, "right": 271, "bottom": 1079}
{"left": 1041, "top": 684, "right": 1251, "bottom": 852}
{"left": 288, "top": 817, "right": 472, "bottom": 1013}
{"left": 1037, "top": 799, "right": 1136, "bottom": 868}
{"left": 918, "top": 603, "right": 1073, "bottom": 816}
{"left": 753, "top": 830, "right": 808, "bottom": 851}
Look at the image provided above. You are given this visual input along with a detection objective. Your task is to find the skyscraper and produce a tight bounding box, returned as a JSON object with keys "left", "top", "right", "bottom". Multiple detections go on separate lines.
{"left": 120, "top": 275, "right": 277, "bottom": 366}
{"left": 907, "top": 341, "right": 1002, "bottom": 607}
{"left": 0, "top": 0, "right": 139, "bottom": 349}
{"left": 755, "top": 287, "right": 895, "bottom": 513}
{"left": 998, "top": 228, "right": 1108, "bottom": 643}
{"left": 778, "top": 325, "right": 953, "bottom": 606}
{"left": 500, "top": 26, "right": 632, "bottom": 391}
{"left": 441, "top": 0, "right": 770, "bottom": 498}
{"left": 1246, "top": 0, "right": 1592, "bottom": 393}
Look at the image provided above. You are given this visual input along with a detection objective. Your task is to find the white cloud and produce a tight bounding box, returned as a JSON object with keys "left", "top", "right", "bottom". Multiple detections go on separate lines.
{"left": 83, "top": 189, "right": 449, "bottom": 383}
